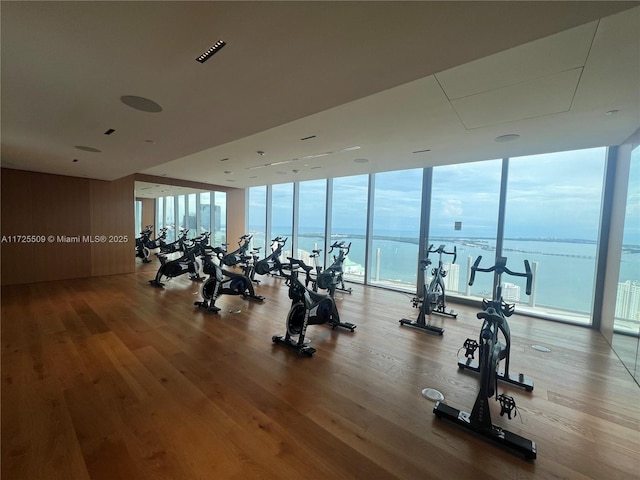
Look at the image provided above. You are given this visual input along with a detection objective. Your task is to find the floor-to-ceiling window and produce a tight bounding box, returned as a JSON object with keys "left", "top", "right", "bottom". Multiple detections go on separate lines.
{"left": 369, "top": 169, "right": 422, "bottom": 291}
{"left": 214, "top": 191, "right": 227, "bottom": 247}
{"left": 271, "top": 183, "right": 294, "bottom": 260}
{"left": 504, "top": 148, "right": 607, "bottom": 325}
{"left": 187, "top": 193, "right": 197, "bottom": 232}
{"left": 164, "top": 196, "right": 175, "bottom": 242}
{"left": 613, "top": 143, "right": 640, "bottom": 380}
{"left": 248, "top": 186, "right": 267, "bottom": 254}
{"left": 245, "top": 144, "right": 624, "bottom": 331}
{"left": 297, "top": 179, "right": 327, "bottom": 266}
{"left": 200, "top": 192, "right": 211, "bottom": 235}
{"left": 331, "top": 174, "right": 369, "bottom": 283}
{"left": 430, "top": 160, "right": 502, "bottom": 298}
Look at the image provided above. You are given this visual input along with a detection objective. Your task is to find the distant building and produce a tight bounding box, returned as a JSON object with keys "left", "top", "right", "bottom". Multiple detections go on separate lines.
{"left": 444, "top": 262, "right": 460, "bottom": 292}
{"left": 616, "top": 281, "right": 640, "bottom": 321}
{"left": 502, "top": 282, "right": 521, "bottom": 302}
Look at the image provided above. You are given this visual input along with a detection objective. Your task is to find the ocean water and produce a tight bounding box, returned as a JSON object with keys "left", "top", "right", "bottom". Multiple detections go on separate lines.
{"left": 249, "top": 228, "right": 639, "bottom": 315}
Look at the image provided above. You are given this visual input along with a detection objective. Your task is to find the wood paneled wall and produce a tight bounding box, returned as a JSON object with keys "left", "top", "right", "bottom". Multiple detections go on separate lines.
{"left": 226, "top": 187, "right": 246, "bottom": 244}
{"left": 139, "top": 198, "right": 155, "bottom": 234}
{"left": 1, "top": 169, "right": 135, "bottom": 285}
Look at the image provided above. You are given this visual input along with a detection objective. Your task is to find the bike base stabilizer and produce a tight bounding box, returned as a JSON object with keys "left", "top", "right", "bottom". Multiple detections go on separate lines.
{"left": 399, "top": 319, "right": 444, "bottom": 335}
{"left": 272, "top": 335, "right": 316, "bottom": 357}
{"left": 433, "top": 401, "right": 536, "bottom": 460}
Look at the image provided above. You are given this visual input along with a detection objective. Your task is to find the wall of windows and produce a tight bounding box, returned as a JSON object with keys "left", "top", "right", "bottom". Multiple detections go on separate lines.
{"left": 246, "top": 145, "right": 635, "bottom": 330}
{"left": 155, "top": 191, "right": 226, "bottom": 246}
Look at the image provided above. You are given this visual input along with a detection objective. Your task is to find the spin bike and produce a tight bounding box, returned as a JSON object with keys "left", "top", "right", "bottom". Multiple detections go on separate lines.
{"left": 148, "top": 233, "right": 209, "bottom": 287}
{"left": 458, "top": 256, "right": 534, "bottom": 392}
{"left": 194, "top": 247, "right": 264, "bottom": 313}
{"left": 220, "top": 234, "right": 253, "bottom": 267}
{"left": 434, "top": 256, "right": 536, "bottom": 459}
{"left": 253, "top": 237, "right": 289, "bottom": 277}
{"left": 399, "top": 244, "right": 457, "bottom": 335}
{"left": 136, "top": 226, "right": 169, "bottom": 263}
{"left": 157, "top": 227, "right": 189, "bottom": 257}
{"left": 314, "top": 241, "right": 352, "bottom": 294}
{"left": 272, "top": 257, "right": 356, "bottom": 357}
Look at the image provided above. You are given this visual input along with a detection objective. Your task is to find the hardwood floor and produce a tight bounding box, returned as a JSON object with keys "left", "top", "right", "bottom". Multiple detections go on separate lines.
{"left": 2, "top": 262, "right": 639, "bottom": 479}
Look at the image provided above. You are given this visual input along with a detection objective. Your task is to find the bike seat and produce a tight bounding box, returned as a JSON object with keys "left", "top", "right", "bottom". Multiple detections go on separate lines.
{"left": 477, "top": 306, "right": 504, "bottom": 326}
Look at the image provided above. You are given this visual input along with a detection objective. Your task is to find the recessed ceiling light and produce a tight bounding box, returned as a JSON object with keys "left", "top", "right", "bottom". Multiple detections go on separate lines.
{"left": 72, "top": 159, "right": 78, "bottom": 163}
{"left": 196, "top": 40, "right": 226, "bottom": 63}
{"left": 74, "top": 145, "right": 101, "bottom": 152}
{"left": 121, "top": 95, "right": 163, "bottom": 113}
{"left": 353, "top": 158, "right": 368, "bottom": 163}
{"left": 495, "top": 134, "right": 520, "bottom": 143}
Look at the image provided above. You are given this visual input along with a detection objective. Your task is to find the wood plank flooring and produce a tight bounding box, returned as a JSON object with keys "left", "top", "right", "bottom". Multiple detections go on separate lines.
{"left": 2, "top": 262, "right": 639, "bottom": 480}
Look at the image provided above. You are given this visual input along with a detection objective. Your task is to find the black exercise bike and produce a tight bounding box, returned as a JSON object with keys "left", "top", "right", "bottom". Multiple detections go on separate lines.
{"left": 136, "top": 225, "right": 168, "bottom": 263}
{"left": 149, "top": 232, "right": 209, "bottom": 287}
{"left": 434, "top": 256, "right": 536, "bottom": 460}
{"left": 314, "top": 241, "right": 352, "bottom": 295}
{"left": 400, "top": 244, "right": 457, "bottom": 335}
{"left": 194, "top": 246, "right": 264, "bottom": 313}
{"left": 220, "top": 234, "right": 253, "bottom": 267}
{"left": 272, "top": 257, "right": 356, "bottom": 357}
{"left": 458, "top": 256, "right": 534, "bottom": 392}
{"left": 253, "top": 236, "right": 289, "bottom": 278}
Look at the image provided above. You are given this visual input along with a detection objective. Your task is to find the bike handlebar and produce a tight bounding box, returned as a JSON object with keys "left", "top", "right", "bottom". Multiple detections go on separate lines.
{"left": 427, "top": 244, "right": 457, "bottom": 263}
{"left": 329, "top": 241, "right": 351, "bottom": 253}
{"left": 468, "top": 256, "right": 533, "bottom": 295}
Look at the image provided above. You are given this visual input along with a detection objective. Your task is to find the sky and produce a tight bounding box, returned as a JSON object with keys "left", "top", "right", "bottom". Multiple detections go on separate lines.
{"left": 249, "top": 146, "right": 639, "bottom": 244}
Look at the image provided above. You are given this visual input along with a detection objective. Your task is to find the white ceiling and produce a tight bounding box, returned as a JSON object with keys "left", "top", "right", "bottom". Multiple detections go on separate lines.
{"left": 2, "top": 2, "right": 639, "bottom": 197}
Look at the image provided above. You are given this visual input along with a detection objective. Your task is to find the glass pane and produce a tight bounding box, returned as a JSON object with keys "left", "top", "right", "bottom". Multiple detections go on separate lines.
{"left": 187, "top": 194, "right": 197, "bottom": 232}
{"left": 214, "top": 191, "right": 227, "bottom": 247}
{"left": 298, "top": 179, "right": 326, "bottom": 266}
{"left": 370, "top": 169, "right": 422, "bottom": 291}
{"left": 331, "top": 174, "right": 368, "bottom": 284}
{"left": 248, "top": 186, "right": 267, "bottom": 254}
{"left": 430, "top": 160, "right": 502, "bottom": 298}
{"left": 177, "top": 195, "right": 186, "bottom": 236}
{"left": 504, "top": 148, "right": 607, "bottom": 324}
{"left": 134, "top": 200, "right": 142, "bottom": 234}
{"left": 272, "top": 183, "right": 293, "bottom": 260}
{"left": 164, "top": 196, "right": 175, "bottom": 242}
{"left": 156, "top": 197, "right": 164, "bottom": 235}
{"left": 612, "top": 142, "right": 640, "bottom": 383}
{"left": 199, "top": 192, "right": 211, "bottom": 236}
